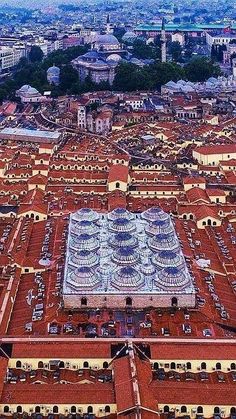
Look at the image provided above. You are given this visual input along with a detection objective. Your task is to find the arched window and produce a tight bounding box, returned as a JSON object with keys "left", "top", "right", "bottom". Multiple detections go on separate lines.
{"left": 35, "top": 406, "right": 41, "bottom": 413}
{"left": 197, "top": 406, "right": 203, "bottom": 414}
{"left": 186, "top": 362, "right": 191, "bottom": 370}
{"left": 116, "top": 182, "right": 120, "bottom": 189}
{"left": 181, "top": 406, "right": 187, "bottom": 413}
{"left": 170, "top": 362, "right": 176, "bottom": 370}
{"left": 189, "top": 214, "right": 193, "bottom": 220}
{"left": 230, "top": 408, "right": 236, "bottom": 415}
{"left": 16, "top": 360, "right": 21, "bottom": 368}
{"left": 231, "top": 363, "right": 236, "bottom": 370}
{"left": 164, "top": 406, "right": 169, "bottom": 413}
{"left": 216, "top": 362, "right": 221, "bottom": 370}
{"left": 153, "top": 362, "right": 159, "bottom": 370}
{"left": 214, "top": 407, "right": 220, "bottom": 414}
{"left": 59, "top": 361, "right": 65, "bottom": 368}
{"left": 81, "top": 297, "right": 87, "bottom": 306}
{"left": 35, "top": 215, "right": 39, "bottom": 221}
{"left": 53, "top": 406, "right": 58, "bottom": 413}
{"left": 105, "top": 406, "right": 111, "bottom": 413}
{"left": 201, "top": 362, "right": 206, "bottom": 370}
{"left": 103, "top": 361, "right": 108, "bottom": 369}
{"left": 30, "top": 213, "right": 34, "bottom": 219}
{"left": 83, "top": 361, "right": 89, "bottom": 368}
{"left": 171, "top": 297, "right": 178, "bottom": 307}
{"left": 183, "top": 214, "right": 187, "bottom": 220}
{"left": 126, "top": 297, "right": 132, "bottom": 306}
{"left": 71, "top": 406, "right": 76, "bottom": 413}
{"left": 38, "top": 361, "right": 43, "bottom": 369}
{"left": 4, "top": 406, "right": 9, "bottom": 413}
{"left": 87, "top": 406, "right": 93, "bottom": 413}
{"left": 207, "top": 219, "right": 212, "bottom": 226}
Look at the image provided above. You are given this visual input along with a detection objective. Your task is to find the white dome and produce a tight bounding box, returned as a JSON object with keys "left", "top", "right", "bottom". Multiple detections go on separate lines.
{"left": 107, "top": 54, "right": 122, "bottom": 62}
{"left": 96, "top": 34, "right": 119, "bottom": 45}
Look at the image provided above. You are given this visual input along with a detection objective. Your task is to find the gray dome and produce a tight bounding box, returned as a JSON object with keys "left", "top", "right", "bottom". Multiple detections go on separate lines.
{"left": 109, "top": 217, "right": 136, "bottom": 234}
{"left": 96, "top": 34, "right": 119, "bottom": 45}
{"left": 71, "top": 220, "right": 99, "bottom": 236}
{"left": 69, "top": 249, "right": 99, "bottom": 268}
{"left": 71, "top": 208, "right": 100, "bottom": 223}
{"left": 145, "top": 219, "right": 173, "bottom": 236}
{"left": 148, "top": 233, "right": 179, "bottom": 252}
{"left": 112, "top": 266, "right": 144, "bottom": 290}
{"left": 108, "top": 232, "right": 138, "bottom": 249}
{"left": 69, "top": 233, "right": 99, "bottom": 252}
{"left": 47, "top": 65, "right": 60, "bottom": 74}
{"left": 68, "top": 266, "right": 101, "bottom": 290}
{"left": 152, "top": 250, "right": 184, "bottom": 269}
{"left": 155, "top": 266, "right": 190, "bottom": 290}
{"left": 112, "top": 246, "right": 139, "bottom": 265}
{"left": 108, "top": 207, "right": 134, "bottom": 221}
{"left": 141, "top": 207, "right": 169, "bottom": 222}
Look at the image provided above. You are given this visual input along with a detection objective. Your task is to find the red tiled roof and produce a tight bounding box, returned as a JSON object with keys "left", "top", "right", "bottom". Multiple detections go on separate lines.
{"left": 108, "top": 164, "right": 129, "bottom": 183}
{"left": 194, "top": 144, "right": 236, "bottom": 155}
{"left": 186, "top": 187, "right": 210, "bottom": 203}
{"left": 183, "top": 176, "right": 206, "bottom": 185}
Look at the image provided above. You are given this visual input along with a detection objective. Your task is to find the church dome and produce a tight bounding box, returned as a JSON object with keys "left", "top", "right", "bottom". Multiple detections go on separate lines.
{"left": 96, "top": 34, "right": 119, "bottom": 45}
{"left": 112, "top": 246, "right": 139, "bottom": 265}
{"left": 68, "top": 266, "right": 101, "bottom": 290}
{"left": 108, "top": 232, "right": 138, "bottom": 249}
{"left": 111, "top": 266, "right": 144, "bottom": 290}
{"left": 155, "top": 266, "right": 189, "bottom": 290}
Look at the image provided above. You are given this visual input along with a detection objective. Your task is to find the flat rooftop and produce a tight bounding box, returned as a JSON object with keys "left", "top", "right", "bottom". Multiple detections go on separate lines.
{"left": 0, "top": 127, "right": 61, "bottom": 140}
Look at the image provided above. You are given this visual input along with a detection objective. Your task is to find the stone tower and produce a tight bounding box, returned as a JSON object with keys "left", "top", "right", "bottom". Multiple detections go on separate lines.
{"left": 161, "top": 17, "right": 167, "bottom": 63}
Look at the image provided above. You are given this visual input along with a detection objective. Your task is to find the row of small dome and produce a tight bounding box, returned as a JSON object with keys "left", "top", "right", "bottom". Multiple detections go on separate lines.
{"left": 68, "top": 247, "right": 184, "bottom": 269}
{"left": 71, "top": 207, "right": 171, "bottom": 223}
{"left": 69, "top": 231, "right": 180, "bottom": 254}
{"left": 67, "top": 264, "right": 190, "bottom": 292}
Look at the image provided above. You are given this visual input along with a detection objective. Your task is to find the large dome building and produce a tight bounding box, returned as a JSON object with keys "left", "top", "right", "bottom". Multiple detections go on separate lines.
{"left": 72, "top": 33, "right": 128, "bottom": 85}
{"left": 63, "top": 208, "right": 195, "bottom": 309}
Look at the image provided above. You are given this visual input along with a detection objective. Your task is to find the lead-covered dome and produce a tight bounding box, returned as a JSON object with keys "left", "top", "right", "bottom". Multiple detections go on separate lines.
{"left": 141, "top": 207, "right": 169, "bottom": 222}
{"left": 108, "top": 207, "right": 134, "bottom": 221}
{"left": 109, "top": 217, "right": 136, "bottom": 234}
{"left": 69, "top": 249, "right": 99, "bottom": 268}
{"left": 96, "top": 34, "right": 119, "bottom": 45}
{"left": 108, "top": 232, "right": 138, "bottom": 249}
{"left": 155, "top": 266, "right": 190, "bottom": 290}
{"left": 145, "top": 218, "right": 173, "bottom": 236}
{"left": 112, "top": 246, "right": 139, "bottom": 265}
{"left": 68, "top": 266, "right": 101, "bottom": 290}
{"left": 69, "top": 233, "right": 99, "bottom": 252}
{"left": 152, "top": 250, "right": 184, "bottom": 269}
{"left": 111, "top": 266, "right": 144, "bottom": 290}
{"left": 149, "top": 233, "right": 179, "bottom": 252}
{"left": 71, "top": 208, "right": 100, "bottom": 223}
{"left": 71, "top": 220, "right": 99, "bottom": 236}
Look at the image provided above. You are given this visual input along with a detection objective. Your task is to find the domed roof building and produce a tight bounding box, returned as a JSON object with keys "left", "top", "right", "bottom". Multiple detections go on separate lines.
{"left": 16, "top": 84, "right": 45, "bottom": 104}
{"left": 63, "top": 208, "right": 195, "bottom": 309}
{"left": 47, "top": 65, "right": 60, "bottom": 85}
{"left": 72, "top": 32, "right": 128, "bottom": 85}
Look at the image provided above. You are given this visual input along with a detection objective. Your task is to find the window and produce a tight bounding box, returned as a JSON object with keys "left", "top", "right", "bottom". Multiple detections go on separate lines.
{"left": 214, "top": 407, "right": 220, "bottom": 414}
{"left": 216, "top": 362, "right": 221, "bottom": 370}
{"left": 59, "top": 361, "right": 65, "bottom": 368}
{"left": 201, "top": 362, "right": 206, "bottom": 370}
{"left": 16, "top": 360, "right": 21, "bottom": 368}
{"left": 87, "top": 406, "right": 93, "bottom": 413}
{"left": 81, "top": 297, "right": 87, "bottom": 306}
{"left": 231, "top": 408, "right": 236, "bottom": 414}
{"left": 116, "top": 182, "right": 120, "bottom": 189}
{"left": 35, "top": 406, "right": 41, "bottom": 413}
{"left": 231, "top": 363, "right": 236, "bottom": 370}
{"left": 71, "top": 406, "right": 76, "bottom": 413}
{"left": 105, "top": 405, "right": 111, "bottom": 413}
{"left": 202, "top": 221, "right": 206, "bottom": 226}
{"left": 4, "top": 406, "right": 9, "bottom": 413}
{"left": 207, "top": 219, "right": 212, "bottom": 226}
{"left": 181, "top": 406, "right": 187, "bottom": 413}
{"left": 153, "top": 362, "right": 159, "bottom": 370}
{"left": 171, "top": 297, "right": 178, "bottom": 307}
{"left": 197, "top": 406, "right": 203, "bottom": 414}
{"left": 17, "top": 406, "right": 22, "bottom": 414}
{"left": 38, "top": 361, "right": 43, "bottom": 369}
{"left": 186, "top": 362, "right": 191, "bottom": 370}
{"left": 83, "top": 361, "right": 89, "bottom": 368}
{"left": 164, "top": 406, "right": 169, "bottom": 413}
{"left": 103, "top": 361, "right": 108, "bottom": 369}
{"left": 126, "top": 297, "right": 132, "bottom": 306}
{"left": 53, "top": 406, "right": 58, "bottom": 413}
{"left": 170, "top": 362, "right": 176, "bottom": 370}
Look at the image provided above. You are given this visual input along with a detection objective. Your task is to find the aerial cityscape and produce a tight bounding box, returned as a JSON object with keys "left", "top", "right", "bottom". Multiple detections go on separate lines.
{"left": 0, "top": 0, "right": 235, "bottom": 417}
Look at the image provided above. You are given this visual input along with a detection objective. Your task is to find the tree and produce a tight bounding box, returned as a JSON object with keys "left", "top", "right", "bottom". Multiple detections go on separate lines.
{"left": 29, "top": 45, "right": 44, "bottom": 63}
{"left": 185, "top": 57, "right": 221, "bottom": 82}
{"left": 113, "top": 62, "right": 153, "bottom": 91}
{"left": 169, "top": 41, "right": 182, "bottom": 62}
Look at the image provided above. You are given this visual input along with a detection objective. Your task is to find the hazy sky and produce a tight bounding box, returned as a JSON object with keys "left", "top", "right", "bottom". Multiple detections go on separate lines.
{"left": 0, "top": 0, "right": 82, "bottom": 8}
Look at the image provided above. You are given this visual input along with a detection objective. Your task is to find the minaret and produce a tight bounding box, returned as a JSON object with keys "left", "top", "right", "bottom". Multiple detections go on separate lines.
{"left": 106, "top": 14, "right": 113, "bottom": 34}
{"left": 161, "top": 17, "right": 167, "bottom": 63}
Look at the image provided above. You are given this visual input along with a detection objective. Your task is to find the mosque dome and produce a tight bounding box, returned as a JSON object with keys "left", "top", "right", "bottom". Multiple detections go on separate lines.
{"left": 122, "top": 31, "right": 137, "bottom": 42}
{"left": 69, "top": 233, "right": 99, "bottom": 253}
{"left": 96, "top": 34, "right": 119, "bottom": 45}
{"left": 141, "top": 263, "right": 156, "bottom": 276}
{"left": 27, "top": 87, "right": 40, "bottom": 95}
{"left": 108, "top": 208, "right": 134, "bottom": 221}
{"left": 68, "top": 266, "right": 101, "bottom": 290}
{"left": 141, "top": 207, "right": 169, "bottom": 222}
{"left": 148, "top": 233, "right": 179, "bottom": 252}
{"left": 112, "top": 246, "right": 139, "bottom": 265}
{"left": 152, "top": 250, "right": 184, "bottom": 269}
{"left": 107, "top": 54, "right": 122, "bottom": 62}
{"left": 68, "top": 249, "right": 99, "bottom": 268}
{"left": 155, "top": 266, "right": 190, "bottom": 290}
{"left": 71, "top": 220, "right": 99, "bottom": 236}
{"left": 71, "top": 208, "right": 100, "bottom": 223}
{"left": 111, "top": 266, "right": 144, "bottom": 290}
{"left": 47, "top": 65, "right": 60, "bottom": 75}
{"left": 109, "top": 217, "right": 136, "bottom": 234}
{"left": 145, "top": 218, "right": 173, "bottom": 236}
{"left": 18, "top": 84, "right": 31, "bottom": 92}
{"left": 108, "top": 232, "right": 138, "bottom": 249}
